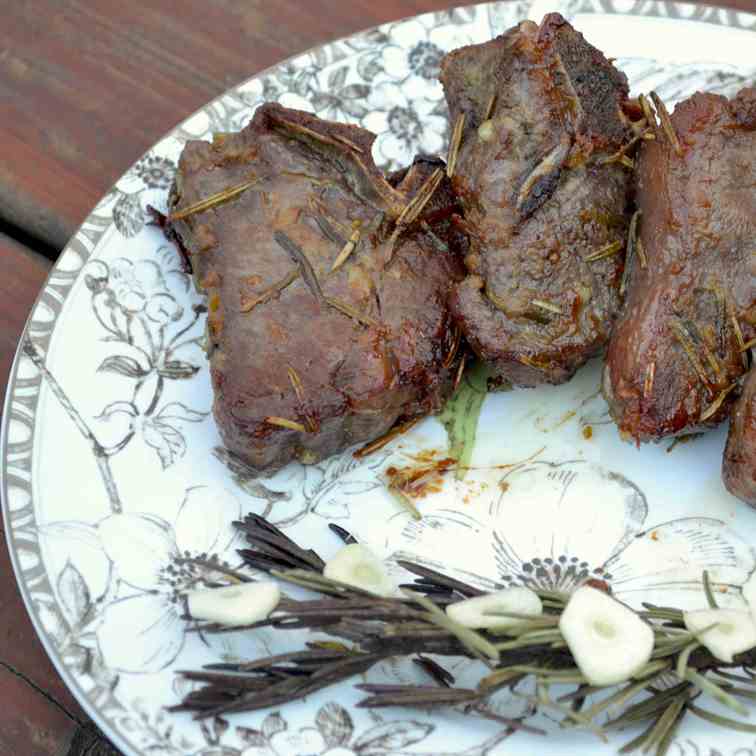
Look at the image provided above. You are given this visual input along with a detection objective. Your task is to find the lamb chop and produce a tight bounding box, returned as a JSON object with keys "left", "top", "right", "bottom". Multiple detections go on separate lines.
{"left": 723, "top": 368, "right": 756, "bottom": 506}
{"left": 440, "top": 12, "right": 634, "bottom": 387}
{"left": 167, "top": 103, "right": 466, "bottom": 474}
{"left": 603, "top": 86, "right": 756, "bottom": 442}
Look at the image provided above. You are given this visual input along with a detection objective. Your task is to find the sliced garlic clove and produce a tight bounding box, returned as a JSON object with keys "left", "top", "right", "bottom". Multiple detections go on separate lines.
{"left": 559, "top": 586, "right": 654, "bottom": 686}
{"left": 446, "top": 587, "right": 542, "bottom": 630}
{"left": 187, "top": 581, "right": 280, "bottom": 627}
{"left": 684, "top": 608, "right": 756, "bottom": 663}
{"left": 323, "top": 544, "right": 395, "bottom": 597}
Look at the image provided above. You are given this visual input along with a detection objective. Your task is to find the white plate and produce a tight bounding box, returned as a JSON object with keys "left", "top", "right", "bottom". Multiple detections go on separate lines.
{"left": 4, "top": 2, "right": 756, "bottom": 754}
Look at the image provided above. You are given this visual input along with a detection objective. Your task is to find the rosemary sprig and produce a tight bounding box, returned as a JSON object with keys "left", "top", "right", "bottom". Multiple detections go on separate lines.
{"left": 670, "top": 318, "right": 714, "bottom": 398}
{"left": 325, "top": 296, "right": 380, "bottom": 328}
{"left": 406, "top": 590, "right": 500, "bottom": 664}
{"left": 584, "top": 240, "right": 623, "bottom": 263}
{"left": 275, "top": 118, "right": 363, "bottom": 154}
{"left": 170, "top": 178, "right": 259, "bottom": 221}
{"left": 264, "top": 416, "right": 307, "bottom": 433}
{"left": 390, "top": 168, "right": 444, "bottom": 247}
{"left": 328, "top": 523, "right": 357, "bottom": 545}
{"left": 356, "top": 683, "right": 478, "bottom": 708}
{"left": 313, "top": 213, "right": 347, "bottom": 246}
{"left": 643, "top": 361, "right": 656, "bottom": 399}
{"left": 483, "top": 93, "right": 497, "bottom": 121}
{"left": 274, "top": 231, "right": 324, "bottom": 303}
{"left": 728, "top": 298, "right": 749, "bottom": 369}
{"left": 689, "top": 702, "right": 756, "bottom": 733}
{"left": 353, "top": 417, "right": 420, "bottom": 459}
{"left": 287, "top": 365, "right": 317, "bottom": 433}
{"left": 702, "top": 570, "right": 719, "bottom": 609}
{"left": 650, "top": 91, "right": 682, "bottom": 157}
{"left": 453, "top": 352, "right": 467, "bottom": 392}
{"left": 531, "top": 298, "right": 562, "bottom": 315}
{"left": 639, "top": 93, "right": 658, "bottom": 129}
{"left": 397, "top": 559, "right": 485, "bottom": 598}
{"left": 287, "top": 365, "right": 304, "bottom": 401}
{"left": 240, "top": 269, "right": 299, "bottom": 313}
{"left": 442, "top": 326, "right": 462, "bottom": 369}
{"left": 447, "top": 113, "right": 466, "bottom": 178}
{"left": 330, "top": 229, "right": 361, "bottom": 272}
{"left": 628, "top": 210, "right": 646, "bottom": 270}
{"left": 414, "top": 655, "right": 455, "bottom": 687}
{"left": 600, "top": 131, "right": 650, "bottom": 167}
{"left": 174, "top": 518, "right": 756, "bottom": 753}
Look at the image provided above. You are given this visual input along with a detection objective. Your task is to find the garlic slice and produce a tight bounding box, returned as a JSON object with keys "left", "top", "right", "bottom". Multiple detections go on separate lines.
{"left": 559, "top": 586, "right": 654, "bottom": 686}
{"left": 187, "top": 581, "right": 280, "bottom": 627}
{"left": 323, "top": 544, "right": 395, "bottom": 597}
{"left": 446, "top": 587, "right": 542, "bottom": 630}
{"left": 684, "top": 608, "right": 756, "bottom": 663}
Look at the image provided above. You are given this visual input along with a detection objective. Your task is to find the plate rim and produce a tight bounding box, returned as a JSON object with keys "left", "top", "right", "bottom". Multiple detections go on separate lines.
{"left": 3, "top": 1, "right": 756, "bottom": 753}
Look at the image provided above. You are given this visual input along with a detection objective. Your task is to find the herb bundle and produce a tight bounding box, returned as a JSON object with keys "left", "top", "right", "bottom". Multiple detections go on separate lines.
{"left": 171, "top": 514, "right": 756, "bottom": 754}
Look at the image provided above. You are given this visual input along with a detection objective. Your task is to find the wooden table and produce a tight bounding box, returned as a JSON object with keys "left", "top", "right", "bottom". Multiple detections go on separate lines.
{"left": 1, "top": 1, "right": 754, "bottom": 753}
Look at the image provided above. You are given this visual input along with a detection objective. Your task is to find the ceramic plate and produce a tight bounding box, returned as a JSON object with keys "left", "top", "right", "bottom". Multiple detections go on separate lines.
{"left": 4, "top": 1, "right": 756, "bottom": 754}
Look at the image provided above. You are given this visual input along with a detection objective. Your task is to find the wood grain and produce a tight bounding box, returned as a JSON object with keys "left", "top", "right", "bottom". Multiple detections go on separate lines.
{"left": 4, "top": 0, "right": 753, "bottom": 253}
{"left": 0, "top": 668, "right": 76, "bottom": 756}
{"left": 1, "top": 2, "right": 755, "bottom": 752}
{"left": 0, "top": 234, "right": 49, "bottom": 398}
{"left": 0, "top": 0, "right": 463, "bottom": 251}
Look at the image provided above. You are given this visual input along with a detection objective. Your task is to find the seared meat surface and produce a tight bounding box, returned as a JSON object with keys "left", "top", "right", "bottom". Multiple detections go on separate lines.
{"left": 724, "top": 368, "right": 756, "bottom": 506}
{"left": 604, "top": 87, "right": 756, "bottom": 442}
{"left": 441, "top": 12, "right": 633, "bottom": 387}
{"left": 168, "top": 104, "right": 465, "bottom": 473}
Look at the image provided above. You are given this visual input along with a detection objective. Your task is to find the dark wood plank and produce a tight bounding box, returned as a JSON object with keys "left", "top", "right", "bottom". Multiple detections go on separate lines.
{"left": 0, "top": 666, "right": 118, "bottom": 756}
{"left": 8, "top": 0, "right": 752, "bottom": 252}
{"left": 0, "top": 667, "right": 76, "bottom": 756}
{"left": 0, "top": 0, "right": 463, "bottom": 251}
{"left": 0, "top": 234, "right": 50, "bottom": 398}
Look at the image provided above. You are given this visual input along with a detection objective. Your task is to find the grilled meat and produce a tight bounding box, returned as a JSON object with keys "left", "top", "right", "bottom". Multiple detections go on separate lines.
{"left": 723, "top": 368, "right": 756, "bottom": 506}
{"left": 168, "top": 104, "right": 466, "bottom": 473}
{"left": 604, "top": 86, "right": 756, "bottom": 441}
{"left": 441, "top": 12, "right": 633, "bottom": 387}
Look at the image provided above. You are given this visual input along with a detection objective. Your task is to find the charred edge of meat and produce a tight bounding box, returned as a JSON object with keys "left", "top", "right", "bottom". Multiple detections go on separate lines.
{"left": 261, "top": 104, "right": 406, "bottom": 218}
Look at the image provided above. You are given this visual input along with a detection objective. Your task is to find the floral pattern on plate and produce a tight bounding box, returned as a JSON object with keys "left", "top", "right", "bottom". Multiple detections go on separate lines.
{"left": 390, "top": 460, "right": 756, "bottom": 609}
{"left": 4, "top": 2, "right": 756, "bottom": 755}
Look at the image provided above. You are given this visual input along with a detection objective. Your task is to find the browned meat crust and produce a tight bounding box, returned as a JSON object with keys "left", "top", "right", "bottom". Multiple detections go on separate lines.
{"left": 604, "top": 87, "right": 756, "bottom": 442}
{"left": 168, "top": 104, "right": 466, "bottom": 473}
{"left": 441, "top": 13, "right": 633, "bottom": 387}
{"left": 724, "top": 369, "right": 756, "bottom": 506}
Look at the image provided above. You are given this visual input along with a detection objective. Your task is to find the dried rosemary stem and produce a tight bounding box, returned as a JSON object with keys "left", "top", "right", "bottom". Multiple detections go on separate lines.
{"left": 353, "top": 417, "right": 421, "bottom": 459}
{"left": 447, "top": 113, "right": 466, "bottom": 178}
{"left": 331, "top": 229, "right": 361, "bottom": 272}
{"left": 650, "top": 91, "right": 682, "bottom": 157}
{"left": 390, "top": 168, "right": 444, "bottom": 247}
{"left": 172, "top": 517, "right": 756, "bottom": 754}
{"left": 240, "top": 269, "right": 299, "bottom": 313}
{"left": 170, "top": 178, "right": 259, "bottom": 221}
{"left": 700, "top": 383, "right": 737, "bottom": 422}
{"left": 274, "top": 231, "right": 324, "bottom": 303}
{"left": 325, "top": 297, "right": 379, "bottom": 328}
{"left": 670, "top": 318, "right": 714, "bottom": 398}
{"left": 264, "top": 416, "right": 307, "bottom": 433}
{"left": 531, "top": 299, "right": 562, "bottom": 315}
{"left": 643, "top": 362, "right": 656, "bottom": 400}
{"left": 584, "top": 240, "right": 623, "bottom": 263}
